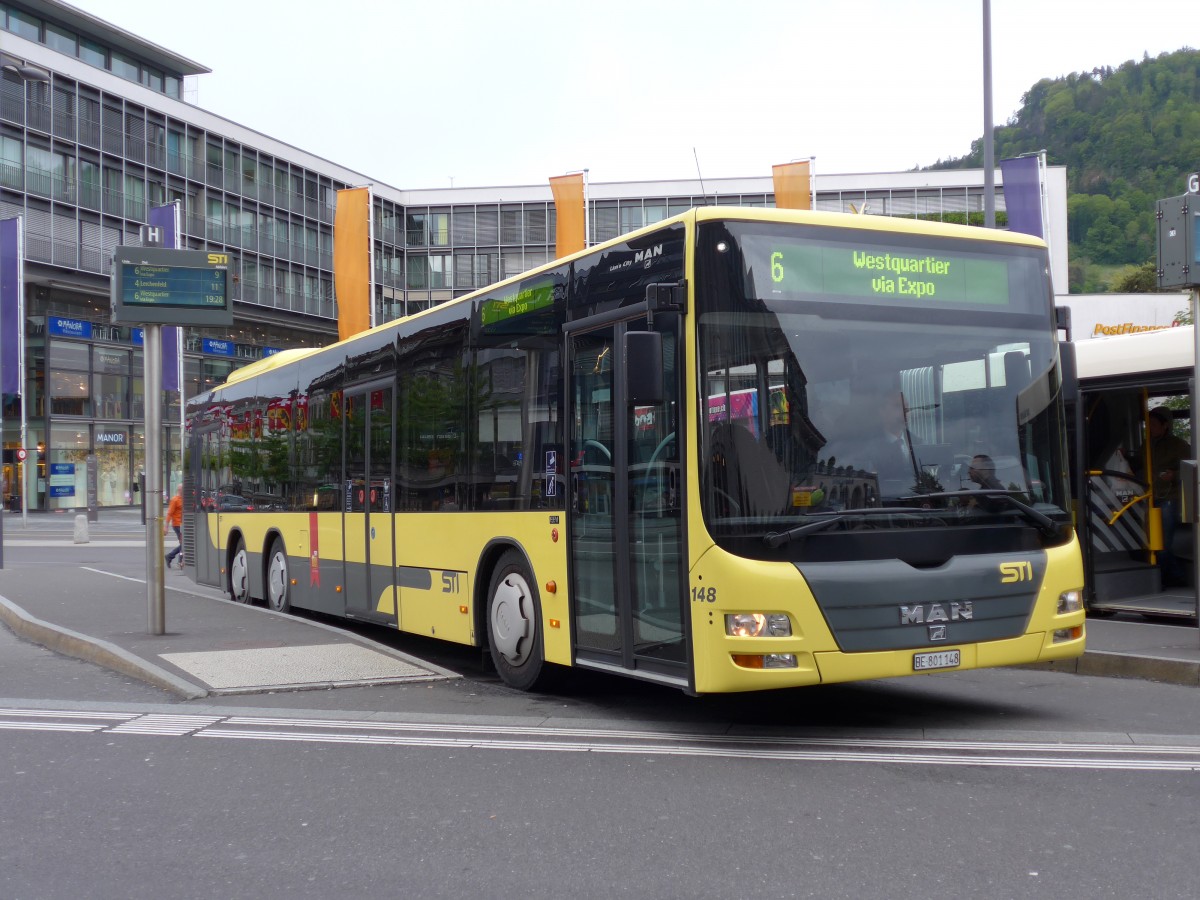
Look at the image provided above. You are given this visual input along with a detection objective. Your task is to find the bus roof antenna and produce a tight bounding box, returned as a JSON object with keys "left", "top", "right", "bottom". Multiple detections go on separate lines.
{"left": 693, "top": 148, "right": 713, "bottom": 206}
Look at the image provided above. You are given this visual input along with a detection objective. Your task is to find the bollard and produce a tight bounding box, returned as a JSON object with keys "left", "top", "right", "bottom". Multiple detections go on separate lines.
{"left": 73, "top": 514, "right": 89, "bottom": 544}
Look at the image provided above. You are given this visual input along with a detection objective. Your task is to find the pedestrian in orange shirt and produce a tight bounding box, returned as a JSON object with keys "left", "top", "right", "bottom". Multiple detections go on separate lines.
{"left": 165, "top": 485, "right": 184, "bottom": 570}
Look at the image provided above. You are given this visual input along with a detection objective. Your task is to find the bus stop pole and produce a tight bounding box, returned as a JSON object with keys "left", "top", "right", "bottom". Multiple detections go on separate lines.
{"left": 145, "top": 324, "right": 165, "bottom": 634}
{"left": 1191, "top": 286, "right": 1200, "bottom": 631}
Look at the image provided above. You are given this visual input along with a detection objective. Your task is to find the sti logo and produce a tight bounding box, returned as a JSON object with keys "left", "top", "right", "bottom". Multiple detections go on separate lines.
{"left": 999, "top": 561, "right": 1034, "bottom": 583}
{"left": 207, "top": 253, "right": 229, "bottom": 265}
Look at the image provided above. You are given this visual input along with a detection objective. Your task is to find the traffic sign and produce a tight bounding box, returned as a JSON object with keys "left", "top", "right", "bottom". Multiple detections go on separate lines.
{"left": 15, "top": 448, "right": 26, "bottom": 462}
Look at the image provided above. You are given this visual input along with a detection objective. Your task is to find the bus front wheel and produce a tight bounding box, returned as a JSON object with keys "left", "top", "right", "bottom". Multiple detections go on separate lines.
{"left": 266, "top": 538, "right": 291, "bottom": 613}
{"left": 228, "top": 538, "right": 251, "bottom": 604}
{"left": 487, "top": 550, "right": 547, "bottom": 691}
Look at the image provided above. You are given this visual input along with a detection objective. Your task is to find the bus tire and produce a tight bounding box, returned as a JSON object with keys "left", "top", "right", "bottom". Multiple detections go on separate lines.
{"left": 266, "top": 537, "right": 291, "bottom": 613}
{"left": 486, "top": 550, "right": 548, "bottom": 691}
{"left": 228, "top": 537, "right": 251, "bottom": 604}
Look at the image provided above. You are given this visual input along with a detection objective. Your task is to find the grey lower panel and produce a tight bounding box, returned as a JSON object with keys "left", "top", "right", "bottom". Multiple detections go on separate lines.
{"left": 799, "top": 551, "right": 1046, "bottom": 652}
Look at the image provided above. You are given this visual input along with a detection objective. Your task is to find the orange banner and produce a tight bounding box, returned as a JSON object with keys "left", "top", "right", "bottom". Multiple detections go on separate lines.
{"left": 334, "top": 186, "right": 372, "bottom": 341}
{"left": 550, "top": 173, "right": 586, "bottom": 258}
{"left": 772, "top": 161, "right": 812, "bottom": 210}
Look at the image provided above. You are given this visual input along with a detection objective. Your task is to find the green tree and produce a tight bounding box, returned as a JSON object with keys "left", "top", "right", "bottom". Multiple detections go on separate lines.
{"left": 1110, "top": 261, "right": 1158, "bottom": 292}
{"left": 926, "top": 48, "right": 1200, "bottom": 293}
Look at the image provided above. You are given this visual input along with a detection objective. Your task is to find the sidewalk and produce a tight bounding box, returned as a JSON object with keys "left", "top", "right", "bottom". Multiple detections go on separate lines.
{"left": 0, "top": 507, "right": 459, "bottom": 698}
{"left": 1, "top": 508, "right": 1199, "bottom": 695}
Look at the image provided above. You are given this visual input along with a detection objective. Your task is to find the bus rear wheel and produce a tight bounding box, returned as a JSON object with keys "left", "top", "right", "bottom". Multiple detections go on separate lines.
{"left": 487, "top": 550, "right": 548, "bottom": 691}
{"left": 228, "top": 538, "right": 251, "bottom": 604}
{"left": 266, "top": 538, "right": 290, "bottom": 613}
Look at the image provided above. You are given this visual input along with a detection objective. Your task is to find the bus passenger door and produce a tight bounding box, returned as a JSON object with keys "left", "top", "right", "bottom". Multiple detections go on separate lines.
{"left": 567, "top": 316, "right": 688, "bottom": 687}
{"left": 189, "top": 424, "right": 220, "bottom": 586}
{"left": 343, "top": 384, "right": 397, "bottom": 624}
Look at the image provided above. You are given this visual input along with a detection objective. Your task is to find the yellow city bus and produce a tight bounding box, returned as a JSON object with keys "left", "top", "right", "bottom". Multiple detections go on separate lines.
{"left": 184, "top": 207, "right": 1085, "bottom": 693}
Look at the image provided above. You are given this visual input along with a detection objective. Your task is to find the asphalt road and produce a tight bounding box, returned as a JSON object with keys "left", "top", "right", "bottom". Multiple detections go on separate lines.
{"left": 4, "top": 543, "right": 1200, "bottom": 898}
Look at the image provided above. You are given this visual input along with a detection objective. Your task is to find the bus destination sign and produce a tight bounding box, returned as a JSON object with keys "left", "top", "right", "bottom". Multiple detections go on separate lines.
{"left": 110, "top": 246, "right": 234, "bottom": 326}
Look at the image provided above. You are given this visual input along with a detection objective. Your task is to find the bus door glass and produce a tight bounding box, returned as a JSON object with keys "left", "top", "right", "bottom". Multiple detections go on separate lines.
{"left": 343, "top": 383, "right": 396, "bottom": 622}
{"left": 567, "top": 316, "right": 687, "bottom": 676}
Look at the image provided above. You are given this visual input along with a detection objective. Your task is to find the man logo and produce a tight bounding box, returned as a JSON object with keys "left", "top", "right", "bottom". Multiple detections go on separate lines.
{"left": 928, "top": 625, "right": 947, "bottom": 641}
{"left": 999, "top": 561, "right": 1034, "bottom": 583}
{"left": 899, "top": 602, "right": 972, "bottom": 624}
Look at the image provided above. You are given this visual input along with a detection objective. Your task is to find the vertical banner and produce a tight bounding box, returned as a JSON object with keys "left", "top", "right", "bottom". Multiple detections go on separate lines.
{"left": 148, "top": 203, "right": 182, "bottom": 391}
{"left": 550, "top": 173, "right": 586, "bottom": 258}
{"left": 334, "top": 187, "right": 372, "bottom": 341}
{"left": 999, "top": 155, "right": 1044, "bottom": 238}
{"left": 0, "top": 217, "right": 20, "bottom": 395}
{"left": 772, "top": 160, "right": 812, "bottom": 210}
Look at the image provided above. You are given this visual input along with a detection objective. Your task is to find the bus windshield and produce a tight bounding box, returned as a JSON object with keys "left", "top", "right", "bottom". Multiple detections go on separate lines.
{"left": 696, "top": 220, "right": 1070, "bottom": 554}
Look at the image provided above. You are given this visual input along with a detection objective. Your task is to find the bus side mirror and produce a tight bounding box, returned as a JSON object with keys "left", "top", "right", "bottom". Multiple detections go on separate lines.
{"left": 624, "top": 331, "right": 663, "bottom": 406}
{"left": 1181, "top": 459, "right": 1197, "bottom": 524}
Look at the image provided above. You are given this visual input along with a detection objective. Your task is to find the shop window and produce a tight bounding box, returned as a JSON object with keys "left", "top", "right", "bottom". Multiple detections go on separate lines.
{"left": 47, "top": 425, "right": 89, "bottom": 512}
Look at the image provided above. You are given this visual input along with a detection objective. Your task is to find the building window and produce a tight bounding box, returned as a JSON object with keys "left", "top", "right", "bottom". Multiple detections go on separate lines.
{"left": 25, "top": 145, "right": 52, "bottom": 196}
{"left": 93, "top": 426, "right": 131, "bottom": 506}
{"left": 406, "top": 213, "right": 426, "bottom": 247}
{"left": 619, "top": 203, "right": 643, "bottom": 234}
{"left": 406, "top": 255, "right": 428, "bottom": 290}
{"left": 79, "top": 159, "right": 99, "bottom": 208}
{"left": 429, "top": 255, "right": 450, "bottom": 288}
{"left": 124, "top": 172, "right": 144, "bottom": 219}
{"left": 48, "top": 425, "right": 90, "bottom": 512}
{"left": 52, "top": 149, "right": 75, "bottom": 202}
{"left": 0, "top": 135, "right": 22, "bottom": 190}
{"left": 45, "top": 23, "right": 77, "bottom": 55}
{"left": 79, "top": 39, "right": 105, "bottom": 69}
{"left": 94, "top": 348, "right": 130, "bottom": 419}
{"left": 48, "top": 340, "right": 91, "bottom": 417}
{"left": 7, "top": 8, "right": 40, "bottom": 41}
{"left": 429, "top": 212, "right": 449, "bottom": 247}
{"left": 110, "top": 51, "right": 139, "bottom": 82}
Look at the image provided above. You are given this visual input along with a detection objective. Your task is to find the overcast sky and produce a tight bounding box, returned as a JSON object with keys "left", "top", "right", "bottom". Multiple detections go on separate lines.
{"left": 74, "top": 0, "right": 1194, "bottom": 190}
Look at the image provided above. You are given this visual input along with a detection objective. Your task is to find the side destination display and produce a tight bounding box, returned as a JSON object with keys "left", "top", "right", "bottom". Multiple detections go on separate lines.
{"left": 110, "top": 246, "right": 234, "bottom": 326}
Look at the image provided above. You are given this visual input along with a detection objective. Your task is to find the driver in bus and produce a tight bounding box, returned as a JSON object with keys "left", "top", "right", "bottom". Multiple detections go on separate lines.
{"left": 967, "top": 454, "right": 1004, "bottom": 490}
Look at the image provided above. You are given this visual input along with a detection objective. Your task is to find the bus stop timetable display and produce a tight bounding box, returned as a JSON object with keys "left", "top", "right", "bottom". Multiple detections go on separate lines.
{"left": 110, "top": 246, "right": 234, "bottom": 326}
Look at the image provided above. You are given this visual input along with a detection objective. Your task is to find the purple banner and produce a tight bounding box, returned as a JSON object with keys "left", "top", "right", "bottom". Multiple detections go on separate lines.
{"left": 149, "top": 204, "right": 181, "bottom": 392}
{"left": 0, "top": 218, "right": 20, "bottom": 395}
{"left": 999, "top": 155, "right": 1043, "bottom": 238}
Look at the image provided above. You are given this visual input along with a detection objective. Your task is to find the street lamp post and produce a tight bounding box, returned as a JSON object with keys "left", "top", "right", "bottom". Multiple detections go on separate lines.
{"left": 982, "top": 0, "right": 995, "bottom": 228}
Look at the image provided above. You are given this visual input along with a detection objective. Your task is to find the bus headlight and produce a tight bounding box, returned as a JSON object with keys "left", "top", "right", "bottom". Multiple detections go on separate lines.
{"left": 1057, "top": 589, "right": 1083, "bottom": 614}
{"left": 725, "top": 613, "right": 792, "bottom": 637}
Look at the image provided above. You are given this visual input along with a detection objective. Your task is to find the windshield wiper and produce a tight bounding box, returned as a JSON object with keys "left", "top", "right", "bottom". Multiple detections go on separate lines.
{"left": 763, "top": 507, "right": 933, "bottom": 549}
{"left": 901, "top": 489, "right": 1065, "bottom": 539}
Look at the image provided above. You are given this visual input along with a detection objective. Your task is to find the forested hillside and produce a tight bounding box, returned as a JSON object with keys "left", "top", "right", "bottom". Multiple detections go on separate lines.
{"left": 928, "top": 48, "right": 1200, "bottom": 292}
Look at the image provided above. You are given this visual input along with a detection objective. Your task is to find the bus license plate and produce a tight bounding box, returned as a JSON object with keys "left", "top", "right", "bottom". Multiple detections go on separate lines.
{"left": 913, "top": 649, "right": 961, "bottom": 671}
